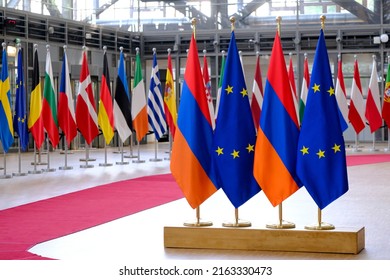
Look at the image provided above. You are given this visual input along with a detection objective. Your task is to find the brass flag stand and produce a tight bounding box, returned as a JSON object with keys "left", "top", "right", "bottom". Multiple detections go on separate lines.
{"left": 305, "top": 208, "right": 335, "bottom": 230}
{"left": 266, "top": 203, "right": 295, "bottom": 229}
{"left": 183, "top": 206, "right": 213, "bottom": 227}
{"left": 222, "top": 208, "right": 251, "bottom": 228}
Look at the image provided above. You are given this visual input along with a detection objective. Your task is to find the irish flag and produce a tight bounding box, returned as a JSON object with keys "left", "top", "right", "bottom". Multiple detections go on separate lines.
{"left": 132, "top": 48, "right": 149, "bottom": 142}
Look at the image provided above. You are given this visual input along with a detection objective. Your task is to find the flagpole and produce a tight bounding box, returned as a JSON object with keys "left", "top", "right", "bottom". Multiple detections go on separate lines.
{"left": 116, "top": 139, "right": 129, "bottom": 165}
{"left": 44, "top": 136, "right": 56, "bottom": 172}
{"left": 132, "top": 140, "right": 145, "bottom": 163}
{"left": 164, "top": 129, "right": 172, "bottom": 161}
{"left": 28, "top": 142, "right": 42, "bottom": 174}
{"left": 0, "top": 152, "right": 12, "bottom": 179}
{"left": 99, "top": 141, "right": 113, "bottom": 166}
{"left": 80, "top": 143, "right": 94, "bottom": 168}
{"left": 12, "top": 138, "right": 27, "bottom": 177}
{"left": 124, "top": 134, "right": 136, "bottom": 158}
{"left": 59, "top": 139, "right": 73, "bottom": 170}
{"left": 150, "top": 138, "right": 162, "bottom": 162}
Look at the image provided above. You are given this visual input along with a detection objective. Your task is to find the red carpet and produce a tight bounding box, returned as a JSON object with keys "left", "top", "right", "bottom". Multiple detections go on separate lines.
{"left": 0, "top": 173, "right": 183, "bottom": 260}
{"left": 346, "top": 154, "right": 390, "bottom": 166}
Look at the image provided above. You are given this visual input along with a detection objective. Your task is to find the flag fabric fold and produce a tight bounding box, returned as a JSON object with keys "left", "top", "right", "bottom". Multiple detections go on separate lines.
{"left": 42, "top": 47, "right": 59, "bottom": 148}
{"left": 132, "top": 50, "right": 149, "bottom": 142}
{"left": 296, "top": 29, "right": 349, "bottom": 210}
{"left": 76, "top": 51, "right": 99, "bottom": 145}
{"left": 163, "top": 50, "right": 177, "bottom": 138}
{"left": 13, "top": 47, "right": 29, "bottom": 151}
{"left": 212, "top": 31, "right": 261, "bottom": 208}
{"left": 98, "top": 49, "right": 115, "bottom": 145}
{"left": 299, "top": 54, "right": 310, "bottom": 124}
{"left": 203, "top": 52, "right": 215, "bottom": 130}
{"left": 253, "top": 32, "right": 301, "bottom": 207}
{"left": 170, "top": 33, "right": 218, "bottom": 209}
{"left": 250, "top": 54, "right": 264, "bottom": 130}
{"left": 348, "top": 58, "right": 366, "bottom": 134}
{"left": 335, "top": 56, "right": 349, "bottom": 132}
{"left": 58, "top": 48, "right": 77, "bottom": 146}
{"left": 365, "top": 57, "right": 382, "bottom": 133}
{"left": 113, "top": 50, "right": 132, "bottom": 143}
{"left": 0, "top": 46, "right": 14, "bottom": 152}
{"left": 147, "top": 51, "right": 167, "bottom": 141}
{"left": 28, "top": 48, "right": 44, "bottom": 150}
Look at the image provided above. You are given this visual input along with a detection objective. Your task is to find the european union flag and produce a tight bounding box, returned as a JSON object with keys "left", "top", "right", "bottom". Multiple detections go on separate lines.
{"left": 13, "top": 48, "right": 29, "bottom": 151}
{"left": 212, "top": 31, "right": 261, "bottom": 208}
{"left": 296, "top": 29, "right": 349, "bottom": 210}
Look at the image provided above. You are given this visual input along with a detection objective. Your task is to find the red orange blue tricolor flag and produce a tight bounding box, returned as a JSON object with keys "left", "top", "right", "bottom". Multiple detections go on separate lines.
{"left": 170, "top": 33, "right": 218, "bottom": 209}
{"left": 76, "top": 50, "right": 99, "bottom": 145}
{"left": 253, "top": 32, "right": 301, "bottom": 207}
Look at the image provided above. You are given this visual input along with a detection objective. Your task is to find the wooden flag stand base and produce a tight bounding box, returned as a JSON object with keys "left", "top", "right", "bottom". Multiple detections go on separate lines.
{"left": 164, "top": 225, "right": 365, "bottom": 254}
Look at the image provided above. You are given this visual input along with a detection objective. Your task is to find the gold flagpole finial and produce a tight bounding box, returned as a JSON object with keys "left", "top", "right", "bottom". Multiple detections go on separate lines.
{"left": 276, "top": 16, "right": 282, "bottom": 35}
{"left": 230, "top": 16, "right": 236, "bottom": 31}
{"left": 191, "top": 18, "right": 197, "bottom": 38}
{"left": 320, "top": 15, "right": 326, "bottom": 30}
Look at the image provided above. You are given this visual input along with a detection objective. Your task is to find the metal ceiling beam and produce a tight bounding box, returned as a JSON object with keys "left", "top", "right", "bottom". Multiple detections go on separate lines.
{"left": 332, "top": 0, "right": 379, "bottom": 24}
{"left": 42, "top": 0, "right": 63, "bottom": 18}
{"left": 7, "top": 0, "right": 21, "bottom": 9}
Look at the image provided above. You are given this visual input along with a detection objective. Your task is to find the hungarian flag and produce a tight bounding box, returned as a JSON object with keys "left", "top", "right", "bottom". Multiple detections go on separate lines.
{"left": 58, "top": 48, "right": 77, "bottom": 146}
{"left": 335, "top": 55, "right": 349, "bottom": 132}
{"left": 253, "top": 32, "right": 301, "bottom": 207}
{"left": 76, "top": 51, "right": 99, "bottom": 145}
{"left": 0, "top": 45, "right": 14, "bottom": 152}
{"left": 28, "top": 47, "right": 44, "bottom": 150}
{"left": 250, "top": 53, "right": 264, "bottom": 130}
{"left": 163, "top": 50, "right": 177, "bottom": 138}
{"left": 203, "top": 52, "right": 215, "bottom": 129}
{"left": 13, "top": 47, "right": 29, "bottom": 151}
{"left": 365, "top": 57, "right": 382, "bottom": 133}
{"left": 299, "top": 54, "right": 310, "bottom": 124}
{"left": 113, "top": 50, "right": 132, "bottom": 143}
{"left": 98, "top": 49, "right": 115, "bottom": 144}
{"left": 382, "top": 62, "right": 390, "bottom": 127}
{"left": 132, "top": 50, "right": 149, "bottom": 142}
{"left": 170, "top": 33, "right": 218, "bottom": 209}
{"left": 348, "top": 58, "right": 366, "bottom": 134}
{"left": 42, "top": 46, "right": 59, "bottom": 147}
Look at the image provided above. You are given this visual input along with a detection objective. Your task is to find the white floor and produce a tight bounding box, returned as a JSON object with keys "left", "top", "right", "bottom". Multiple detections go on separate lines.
{"left": 1, "top": 142, "right": 390, "bottom": 261}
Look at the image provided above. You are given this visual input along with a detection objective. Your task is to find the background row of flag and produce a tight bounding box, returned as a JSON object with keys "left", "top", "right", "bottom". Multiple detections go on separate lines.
{"left": 0, "top": 44, "right": 180, "bottom": 156}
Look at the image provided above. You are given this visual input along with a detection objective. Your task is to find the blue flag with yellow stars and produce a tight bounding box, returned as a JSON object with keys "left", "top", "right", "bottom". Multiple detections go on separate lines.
{"left": 13, "top": 47, "right": 29, "bottom": 151}
{"left": 296, "top": 29, "right": 349, "bottom": 210}
{"left": 212, "top": 31, "right": 261, "bottom": 208}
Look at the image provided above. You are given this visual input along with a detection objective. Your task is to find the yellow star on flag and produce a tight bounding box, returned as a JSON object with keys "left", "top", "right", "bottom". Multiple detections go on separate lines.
{"left": 246, "top": 144, "right": 254, "bottom": 153}
{"left": 312, "top": 83, "right": 320, "bottom": 93}
{"left": 225, "top": 85, "right": 233, "bottom": 95}
{"left": 300, "top": 146, "right": 309, "bottom": 155}
{"left": 240, "top": 88, "right": 248, "bottom": 97}
{"left": 231, "top": 149, "right": 239, "bottom": 159}
{"left": 327, "top": 86, "right": 335, "bottom": 96}
{"left": 216, "top": 146, "right": 224, "bottom": 156}
{"left": 316, "top": 149, "right": 325, "bottom": 159}
{"left": 332, "top": 143, "right": 341, "bottom": 153}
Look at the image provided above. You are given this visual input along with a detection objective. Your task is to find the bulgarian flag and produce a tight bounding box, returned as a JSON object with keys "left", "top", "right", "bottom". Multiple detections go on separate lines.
{"left": 132, "top": 48, "right": 149, "bottom": 142}
{"left": 42, "top": 46, "right": 59, "bottom": 147}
